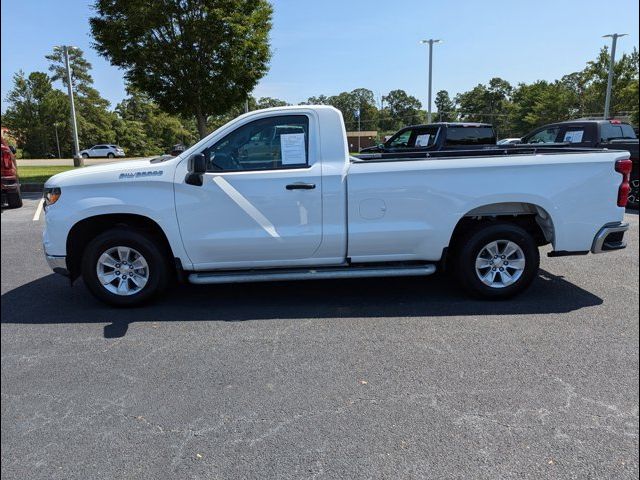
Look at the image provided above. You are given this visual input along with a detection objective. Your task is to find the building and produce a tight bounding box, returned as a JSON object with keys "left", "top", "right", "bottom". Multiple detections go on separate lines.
{"left": 346, "top": 131, "right": 378, "bottom": 153}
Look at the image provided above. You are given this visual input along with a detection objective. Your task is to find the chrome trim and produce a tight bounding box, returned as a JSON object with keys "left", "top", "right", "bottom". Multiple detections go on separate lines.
{"left": 189, "top": 264, "right": 437, "bottom": 285}
{"left": 591, "top": 222, "right": 629, "bottom": 254}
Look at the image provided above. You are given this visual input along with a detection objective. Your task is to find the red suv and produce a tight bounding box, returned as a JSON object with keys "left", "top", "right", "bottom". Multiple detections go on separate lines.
{"left": 1, "top": 137, "right": 22, "bottom": 208}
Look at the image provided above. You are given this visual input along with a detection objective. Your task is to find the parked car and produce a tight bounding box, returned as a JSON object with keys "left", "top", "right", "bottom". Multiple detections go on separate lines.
{"left": 169, "top": 143, "right": 186, "bottom": 156}
{"left": 79, "top": 144, "right": 125, "bottom": 159}
{"left": 1, "top": 137, "right": 22, "bottom": 208}
{"left": 521, "top": 119, "right": 639, "bottom": 207}
{"left": 359, "top": 122, "right": 496, "bottom": 154}
{"left": 497, "top": 138, "right": 521, "bottom": 145}
{"left": 42, "top": 106, "right": 631, "bottom": 306}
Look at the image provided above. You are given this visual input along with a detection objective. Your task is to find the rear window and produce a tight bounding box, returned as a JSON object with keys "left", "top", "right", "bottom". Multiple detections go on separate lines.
{"left": 601, "top": 123, "right": 637, "bottom": 141}
{"left": 445, "top": 126, "right": 495, "bottom": 145}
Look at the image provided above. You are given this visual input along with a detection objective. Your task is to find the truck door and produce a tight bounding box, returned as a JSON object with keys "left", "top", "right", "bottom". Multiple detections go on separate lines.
{"left": 174, "top": 114, "right": 323, "bottom": 270}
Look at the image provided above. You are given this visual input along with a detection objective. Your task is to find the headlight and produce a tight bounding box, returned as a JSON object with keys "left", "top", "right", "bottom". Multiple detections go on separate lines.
{"left": 43, "top": 187, "right": 61, "bottom": 207}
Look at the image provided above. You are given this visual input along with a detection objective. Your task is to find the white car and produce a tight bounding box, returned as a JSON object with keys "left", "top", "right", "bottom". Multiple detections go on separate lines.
{"left": 79, "top": 144, "right": 125, "bottom": 159}
{"left": 497, "top": 138, "right": 521, "bottom": 145}
{"left": 42, "top": 106, "right": 632, "bottom": 306}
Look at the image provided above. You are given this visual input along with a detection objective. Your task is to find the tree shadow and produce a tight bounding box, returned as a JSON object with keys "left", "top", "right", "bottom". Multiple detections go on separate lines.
{"left": 1, "top": 269, "right": 603, "bottom": 339}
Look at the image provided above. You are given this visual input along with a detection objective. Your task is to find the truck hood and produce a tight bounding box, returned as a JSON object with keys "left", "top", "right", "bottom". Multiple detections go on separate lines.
{"left": 45, "top": 158, "right": 174, "bottom": 188}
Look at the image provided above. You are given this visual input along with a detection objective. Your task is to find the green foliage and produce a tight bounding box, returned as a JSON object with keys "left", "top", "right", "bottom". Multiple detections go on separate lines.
{"left": 313, "top": 88, "right": 378, "bottom": 131}
{"left": 256, "top": 97, "right": 289, "bottom": 109}
{"left": 45, "top": 47, "right": 94, "bottom": 96}
{"left": 381, "top": 89, "right": 423, "bottom": 130}
{"left": 3, "top": 71, "right": 69, "bottom": 158}
{"left": 90, "top": 0, "right": 273, "bottom": 138}
{"left": 434, "top": 90, "right": 457, "bottom": 122}
{"left": 115, "top": 87, "right": 196, "bottom": 155}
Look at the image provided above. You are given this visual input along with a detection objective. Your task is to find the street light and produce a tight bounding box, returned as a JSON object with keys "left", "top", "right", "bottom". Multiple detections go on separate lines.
{"left": 602, "top": 33, "right": 627, "bottom": 119}
{"left": 420, "top": 39, "right": 442, "bottom": 123}
{"left": 57, "top": 45, "right": 83, "bottom": 166}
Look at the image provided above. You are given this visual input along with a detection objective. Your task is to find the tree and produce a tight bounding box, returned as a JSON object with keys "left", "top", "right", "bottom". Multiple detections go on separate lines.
{"left": 3, "top": 71, "right": 69, "bottom": 158}
{"left": 45, "top": 46, "right": 94, "bottom": 95}
{"left": 304, "top": 95, "right": 330, "bottom": 105}
{"left": 256, "top": 97, "right": 289, "bottom": 109}
{"left": 115, "top": 87, "right": 196, "bottom": 155}
{"left": 577, "top": 47, "right": 639, "bottom": 122}
{"left": 434, "top": 90, "right": 456, "bottom": 122}
{"left": 90, "top": 0, "right": 273, "bottom": 139}
{"left": 456, "top": 77, "right": 513, "bottom": 136}
{"left": 46, "top": 47, "right": 117, "bottom": 151}
{"left": 326, "top": 88, "right": 377, "bottom": 131}
{"left": 381, "top": 89, "right": 423, "bottom": 130}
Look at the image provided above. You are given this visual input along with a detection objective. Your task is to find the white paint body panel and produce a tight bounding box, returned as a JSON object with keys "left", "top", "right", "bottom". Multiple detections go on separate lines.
{"left": 43, "top": 106, "right": 627, "bottom": 275}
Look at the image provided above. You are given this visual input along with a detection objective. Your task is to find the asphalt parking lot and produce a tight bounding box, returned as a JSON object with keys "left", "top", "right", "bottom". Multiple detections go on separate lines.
{"left": 2, "top": 193, "right": 638, "bottom": 480}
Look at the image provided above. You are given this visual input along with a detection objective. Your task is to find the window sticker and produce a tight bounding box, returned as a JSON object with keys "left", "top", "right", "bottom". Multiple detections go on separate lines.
{"left": 563, "top": 130, "right": 584, "bottom": 143}
{"left": 415, "top": 134, "right": 431, "bottom": 147}
{"left": 280, "top": 133, "right": 306, "bottom": 165}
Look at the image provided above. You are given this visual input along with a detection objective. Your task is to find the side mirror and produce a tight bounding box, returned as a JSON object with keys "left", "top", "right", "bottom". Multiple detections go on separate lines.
{"left": 188, "top": 153, "right": 207, "bottom": 174}
{"left": 185, "top": 153, "right": 206, "bottom": 186}
{"left": 377, "top": 143, "right": 385, "bottom": 149}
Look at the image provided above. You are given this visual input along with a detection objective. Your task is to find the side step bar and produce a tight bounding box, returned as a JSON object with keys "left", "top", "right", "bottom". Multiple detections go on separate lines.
{"left": 188, "top": 264, "right": 437, "bottom": 285}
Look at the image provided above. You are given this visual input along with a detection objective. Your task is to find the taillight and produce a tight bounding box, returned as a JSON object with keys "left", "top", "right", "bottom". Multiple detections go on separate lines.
{"left": 2, "top": 150, "right": 12, "bottom": 170}
{"left": 615, "top": 159, "right": 632, "bottom": 207}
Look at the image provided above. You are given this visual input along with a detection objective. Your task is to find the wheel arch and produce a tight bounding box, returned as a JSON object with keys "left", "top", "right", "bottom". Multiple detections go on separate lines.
{"left": 66, "top": 213, "right": 175, "bottom": 281}
{"left": 444, "top": 202, "right": 555, "bottom": 268}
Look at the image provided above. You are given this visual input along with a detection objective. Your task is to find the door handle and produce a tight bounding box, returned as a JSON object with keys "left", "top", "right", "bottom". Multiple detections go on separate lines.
{"left": 286, "top": 182, "right": 316, "bottom": 190}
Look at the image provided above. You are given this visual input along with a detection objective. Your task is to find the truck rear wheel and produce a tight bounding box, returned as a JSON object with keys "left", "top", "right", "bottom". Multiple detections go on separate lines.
{"left": 81, "top": 228, "right": 170, "bottom": 306}
{"left": 453, "top": 223, "right": 539, "bottom": 299}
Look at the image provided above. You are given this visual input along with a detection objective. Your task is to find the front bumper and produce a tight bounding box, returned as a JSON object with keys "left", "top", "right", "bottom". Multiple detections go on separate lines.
{"left": 45, "top": 254, "right": 69, "bottom": 276}
{"left": 591, "top": 222, "right": 629, "bottom": 254}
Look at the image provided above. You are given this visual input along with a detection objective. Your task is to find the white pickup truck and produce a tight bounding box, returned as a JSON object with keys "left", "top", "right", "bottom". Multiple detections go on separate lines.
{"left": 42, "top": 106, "right": 632, "bottom": 306}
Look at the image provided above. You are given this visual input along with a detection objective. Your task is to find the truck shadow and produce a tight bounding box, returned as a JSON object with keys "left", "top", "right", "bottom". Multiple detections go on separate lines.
{"left": 1, "top": 269, "right": 603, "bottom": 339}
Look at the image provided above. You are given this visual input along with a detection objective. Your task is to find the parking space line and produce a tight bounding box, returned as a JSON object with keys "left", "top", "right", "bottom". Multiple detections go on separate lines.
{"left": 32, "top": 199, "right": 44, "bottom": 221}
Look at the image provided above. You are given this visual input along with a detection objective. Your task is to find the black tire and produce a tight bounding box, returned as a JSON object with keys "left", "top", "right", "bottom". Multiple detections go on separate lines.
{"left": 453, "top": 222, "right": 539, "bottom": 299}
{"left": 6, "top": 189, "right": 22, "bottom": 208}
{"left": 81, "top": 228, "right": 170, "bottom": 306}
{"left": 81, "top": 153, "right": 89, "bottom": 158}
{"left": 628, "top": 179, "right": 639, "bottom": 209}
{"left": 107, "top": 152, "right": 115, "bottom": 158}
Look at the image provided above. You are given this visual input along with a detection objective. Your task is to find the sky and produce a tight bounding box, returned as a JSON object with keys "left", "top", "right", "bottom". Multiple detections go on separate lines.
{"left": 1, "top": 0, "right": 639, "bottom": 113}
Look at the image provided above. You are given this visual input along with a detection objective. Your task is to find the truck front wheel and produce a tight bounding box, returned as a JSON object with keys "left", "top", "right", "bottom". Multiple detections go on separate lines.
{"left": 81, "top": 228, "right": 170, "bottom": 306}
{"left": 453, "top": 223, "right": 539, "bottom": 299}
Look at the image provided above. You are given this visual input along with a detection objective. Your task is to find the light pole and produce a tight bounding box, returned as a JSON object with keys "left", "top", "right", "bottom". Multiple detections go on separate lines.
{"left": 355, "top": 106, "right": 361, "bottom": 152}
{"left": 62, "top": 46, "right": 82, "bottom": 166}
{"left": 54, "top": 123, "right": 61, "bottom": 159}
{"left": 420, "top": 39, "right": 442, "bottom": 123}
{"left": 602, "top": 33, "right": 627, "bottom": 119}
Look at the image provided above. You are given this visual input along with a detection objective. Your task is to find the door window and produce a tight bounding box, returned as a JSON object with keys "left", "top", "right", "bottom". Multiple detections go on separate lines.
{"left": 387, "top": 129, "right": 412, "bottom": 148}
{"left": 203, "top": 115, "right": 309, "bottom": 172}
{"left": 526, "top": 127, "right": 561, "bottom": 144}
{"left": 561, "top": 128, "right": 590, "bottom": 143}
{"left": 412, "top": 127, "right": 440, "bottom": 148}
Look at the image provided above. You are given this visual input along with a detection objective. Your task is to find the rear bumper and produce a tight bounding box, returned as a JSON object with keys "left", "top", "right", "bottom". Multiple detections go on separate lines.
{"left": 591, "top": 222, "right": 629, "bottom": 254}
{"left": 45, "top": 254, "right": 69, "bottom": 277}
{"left": 1, "top": 176, "right": 20, "bottom": 192}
